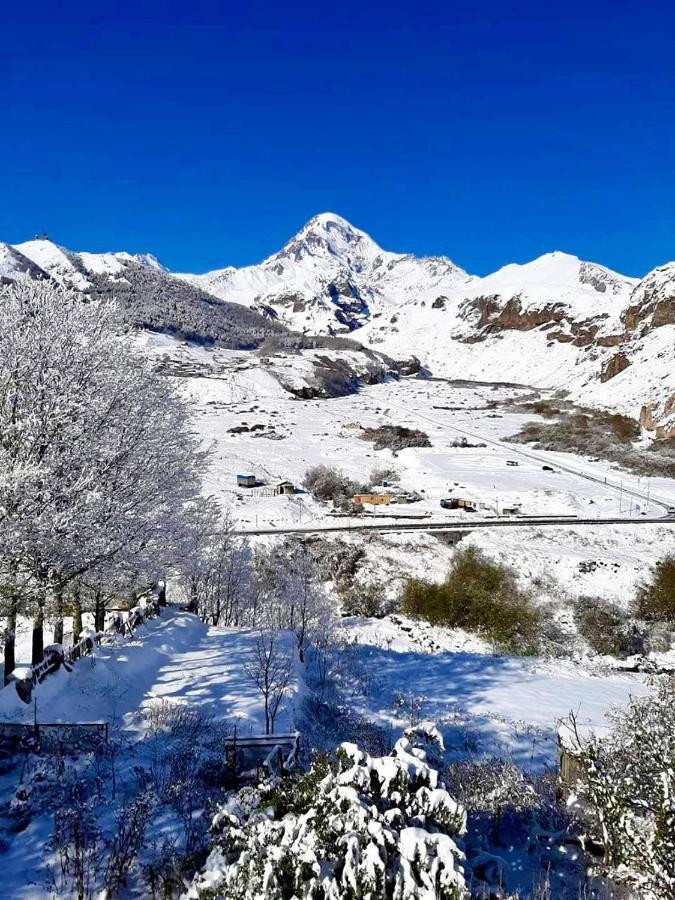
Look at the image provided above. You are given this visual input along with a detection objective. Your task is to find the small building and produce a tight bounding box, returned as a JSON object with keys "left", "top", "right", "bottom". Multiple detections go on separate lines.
{"left": 501, "top": 504, "right": 522, "bottom": 515}
{"left": 236, "top": 474, "right": 258, "bottom": 488}
{"left": 353, "top": 494, "right": 391, "bottom": 506}
{"left": 275, "top": 481, "right": 295, "bottom": 496}
{"left": 440, "top": 498, "right": 477, "bottom": 511}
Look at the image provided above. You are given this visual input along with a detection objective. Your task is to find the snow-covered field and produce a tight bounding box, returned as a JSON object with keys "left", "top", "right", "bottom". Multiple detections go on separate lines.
{"left": 338, "top": 615, "right": 650, "bottom": 768}
{"left": 139, "top": 337, "right": 675, "bottom": 532}
{"left": 0, "top": 609, "right": 296, "bottom": 736}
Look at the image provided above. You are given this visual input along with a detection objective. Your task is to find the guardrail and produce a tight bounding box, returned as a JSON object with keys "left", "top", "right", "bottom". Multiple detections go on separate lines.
{"left": 10, "top": 600, "right": 161, "bottom": 704}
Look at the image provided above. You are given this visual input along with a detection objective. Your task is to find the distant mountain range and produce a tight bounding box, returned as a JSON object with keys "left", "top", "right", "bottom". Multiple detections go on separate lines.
{"left": 1, "top": 214, "right": 673, "bottom": 435}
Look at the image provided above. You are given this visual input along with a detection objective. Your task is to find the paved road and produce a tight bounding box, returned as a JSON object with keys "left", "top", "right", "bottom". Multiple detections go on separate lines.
{"left": 375, "top": 391, "right": 674, "bottom": 515}
{"left": 237, "top": 513, "right": 675, "bottom": 537}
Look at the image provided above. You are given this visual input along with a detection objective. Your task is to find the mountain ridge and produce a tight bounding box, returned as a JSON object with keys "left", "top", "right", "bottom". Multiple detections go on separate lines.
{"left": 0, "top": 214, "right": 673, "bottom": 435}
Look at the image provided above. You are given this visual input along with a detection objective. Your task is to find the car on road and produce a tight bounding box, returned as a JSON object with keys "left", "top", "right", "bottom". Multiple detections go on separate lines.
{"left": 542, "top": 465, "right": 555, "bottom": 472}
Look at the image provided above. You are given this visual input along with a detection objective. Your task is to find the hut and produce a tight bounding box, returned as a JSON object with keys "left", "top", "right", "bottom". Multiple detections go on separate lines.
{"left": 275, "top": 481, "right": 295, "bottom": 496}
{"left": 440, "top": 498, "right": 477, "bottom": 511}
{"left": 236, "top": 474, "right": 258, "bottom": 488}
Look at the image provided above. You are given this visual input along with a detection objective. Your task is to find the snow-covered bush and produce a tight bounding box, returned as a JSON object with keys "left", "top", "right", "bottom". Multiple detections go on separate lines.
{"left": 340, "top": 576, "right": 391, "bottom": 617}
{"left": 369, "top": 467, "right": 401, "bottom": 487}
{"left": 187, "top": 730, "right": 468, "bottom": 899}
{"left": 307, "top": 537, "right": 366, "bottom": 588}
{"left": 445, "top": 758, "right": 540, "bottom": 847}
{"left": 361, "top": 424, "right": 431, "bottom": 453}
{"left": 573, "top": 596, "right": 636, "bottom": 657}
{"left": 303, "top": 464, "right": 360, "bottom": 501}
{"left": 563, "top": 678, "right": 675, "bottom": 898}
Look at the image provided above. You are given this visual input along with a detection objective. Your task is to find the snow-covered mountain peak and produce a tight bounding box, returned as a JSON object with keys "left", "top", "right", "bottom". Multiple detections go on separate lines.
{"left": 12, "top": 239, "right": 91, "bottom": 290}
{"left": 462, "top": 251, "right": 637, "bottom": 325}
{"left": 266, "top": 212, "right": 384, "bottom": 274}
{"left": 114, "top": 251, "right": 166, "bottom": 271}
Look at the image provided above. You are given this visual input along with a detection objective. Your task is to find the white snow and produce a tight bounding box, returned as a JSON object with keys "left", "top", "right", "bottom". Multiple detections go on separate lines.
{"left": 338, "top": 615, "right": 650, "bottom": 767}
{"left": 11, "top": 240, "right": 91, "bottom": 290}
{"left": 0, "top": 609, "right": 296, "bottom": 736}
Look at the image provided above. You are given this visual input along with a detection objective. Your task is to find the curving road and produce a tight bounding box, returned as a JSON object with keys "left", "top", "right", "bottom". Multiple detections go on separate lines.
{"left": 237, "top": 382, "right": 675, "bottom": 536}
{"left": 376, "top": 391, "right": 674, "bottom": 516}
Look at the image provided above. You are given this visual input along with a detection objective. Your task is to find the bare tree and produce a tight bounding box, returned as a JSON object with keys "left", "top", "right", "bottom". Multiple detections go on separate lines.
{"left": 245, "top": 629, "right": 293, "bottom": 734}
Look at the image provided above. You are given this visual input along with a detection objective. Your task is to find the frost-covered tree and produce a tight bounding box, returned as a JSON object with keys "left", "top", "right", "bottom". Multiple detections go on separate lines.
{"left": 0, "top": 278, "right": 206, "bottom": 669}
{"left": 177, "top": 506, "right": 256, "bottom": 627}
{"left": 563, "top": 679, "right": 675, "bottom": 899}
{"left": 187, "top": 726, "right": 467, "bottom": 899}
{"left": 303, "top": 464, "right": 359, "bottom": 501}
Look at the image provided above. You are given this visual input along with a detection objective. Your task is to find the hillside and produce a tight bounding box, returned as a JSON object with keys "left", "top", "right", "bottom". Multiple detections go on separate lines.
{"left": 176, "top": 215, "right": 675, "bottom": 435}
{"left": 2, "top": 217, "right": 674, "bottom": 434}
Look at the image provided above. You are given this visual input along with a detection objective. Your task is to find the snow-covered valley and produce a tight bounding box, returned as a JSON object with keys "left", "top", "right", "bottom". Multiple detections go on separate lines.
{"left": 2, "top": 212, "right": 674, "bottom": 437}
{"left": 1, "top": 238, "right": 674, "bottom": 898}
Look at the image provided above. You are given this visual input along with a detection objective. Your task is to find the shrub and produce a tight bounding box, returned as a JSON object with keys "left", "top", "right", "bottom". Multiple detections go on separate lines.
{"left": 635, "top": 556, "right": 675, "bottom": 623}
{"left": 339, "top": 578, "right": 390, "bottom": 617}
{"left": 574, "top": 596, "right": 636, "bottom": 657}
{"left": 445, "top": 758, "right": 540, "bottom": 846}
{"left": 306, "top": 538, "right": 365, "bottom": 586}
{"left": 643, "top": 622, "right": 673, "bottom": 654}
{"left": 187, "top": 732, "right": 468, "bottom": 899}
{"left": 361, "top": 424, "right": 431, "bottom": 452}
{"left": 401, "top": 547, "right": 541, "bottom": 654}
{"left": 369, "top": 466, "right": 400, "bottom": 487}
{"left": 564, "top": 679, "right": 675, "bottom": 898}
{"left": 303, "top": 464, "right": 359, "bottom": 501}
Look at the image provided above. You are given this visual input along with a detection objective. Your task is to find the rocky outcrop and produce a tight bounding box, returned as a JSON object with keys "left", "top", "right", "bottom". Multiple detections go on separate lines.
{"left": 461, "top": 295, "right": 606, "bottom": 347}
{"left": 600, "top": 352, "right": 631, "bottom": 382}
{"left": 463, "top": 295, "right": 566, "bottom": 332}
{"left": 640, "top": 394, "right": 675, "bottom": 438}
{"left": 623, "top": 263, "right": 675, "bottom": 334}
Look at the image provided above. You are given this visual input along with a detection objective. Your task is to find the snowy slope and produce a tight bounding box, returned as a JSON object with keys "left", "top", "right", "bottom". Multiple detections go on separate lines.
{"left": 0, "top": 608, "right": 297, "bottom": 735}
{"left": 3, "top": 218, "right": 674, "bottom": 432}
{"left": 11, "top": 239, "right": 92, "bottom": 290}
{"left": 0, "top": 243, "right": 51, "bottom": 282}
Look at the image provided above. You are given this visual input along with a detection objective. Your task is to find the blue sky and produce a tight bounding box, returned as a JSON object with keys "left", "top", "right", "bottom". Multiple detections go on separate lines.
{"left": 2, "top": 1, "right": 674, "bottom": 276}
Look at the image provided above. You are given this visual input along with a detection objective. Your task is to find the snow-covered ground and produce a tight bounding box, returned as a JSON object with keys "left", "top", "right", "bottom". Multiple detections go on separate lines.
{"left": 2, "top": 331, "right": 672, "bottom": 896}
{"left": 0, "top": 609, "right": 296, "bottom": 736}
{"left": 139, "top": 337, "right": 675, "bottom": 530}
{"left": 337, "top": 615, "right": 650, "bottom": 768}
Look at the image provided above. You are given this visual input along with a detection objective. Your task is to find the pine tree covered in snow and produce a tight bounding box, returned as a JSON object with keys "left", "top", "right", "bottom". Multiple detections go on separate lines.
{"left": 187, "top": 726, "right": 467, "bottom": 900}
